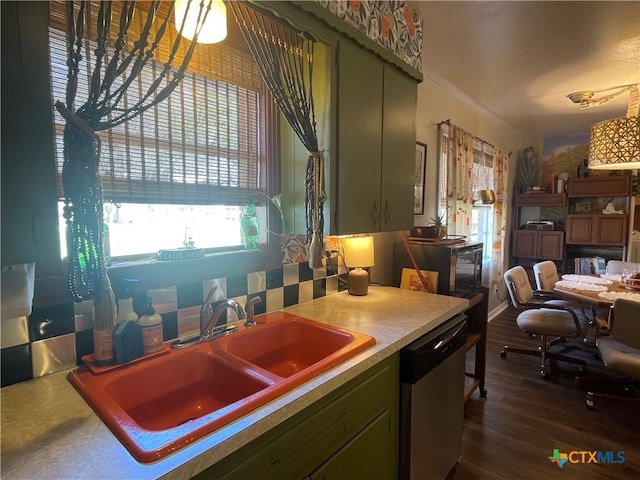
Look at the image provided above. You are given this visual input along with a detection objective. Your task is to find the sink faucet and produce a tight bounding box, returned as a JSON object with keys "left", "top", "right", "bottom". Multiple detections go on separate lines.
{"left": 244, "top": 296, "right": 262, "bottom": 328}
{"left": 200, "top": 285, "right": 218, "bottom": 337}
{"left": 202, "top": 299, "right": 246, "bottom": 339}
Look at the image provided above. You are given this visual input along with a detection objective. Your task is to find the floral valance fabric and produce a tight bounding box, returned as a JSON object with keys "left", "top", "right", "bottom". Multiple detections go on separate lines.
{"left": 317, "top": 0, "right": 423, "bottom": 72}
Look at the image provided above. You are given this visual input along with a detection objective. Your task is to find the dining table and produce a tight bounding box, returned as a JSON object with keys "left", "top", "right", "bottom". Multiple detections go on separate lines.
{"left": 553, "top": 273, "right": 640, "bottom": 307}
{"left": 553, "top": 273, "right": 640, "bottom": 330}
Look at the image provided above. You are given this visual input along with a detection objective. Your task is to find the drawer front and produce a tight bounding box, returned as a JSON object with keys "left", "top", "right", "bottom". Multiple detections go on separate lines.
{"left": 567, "top": 176, "right": 630, "bottom": 197}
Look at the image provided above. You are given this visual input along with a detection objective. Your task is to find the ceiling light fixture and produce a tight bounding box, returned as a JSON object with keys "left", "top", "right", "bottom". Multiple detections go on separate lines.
{"left": 587, "top": 84, "right": 639, "bottom": 170}
{"left": 567, "top": 84, "right": 638, "bottom": 109}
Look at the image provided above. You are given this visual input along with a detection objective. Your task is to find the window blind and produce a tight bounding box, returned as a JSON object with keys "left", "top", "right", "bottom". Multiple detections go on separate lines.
{"left": 473, "top": 139, "right": 495, "bottom": 192}
{"left": 48, "top": 0, "right": 269, "bottom": 205}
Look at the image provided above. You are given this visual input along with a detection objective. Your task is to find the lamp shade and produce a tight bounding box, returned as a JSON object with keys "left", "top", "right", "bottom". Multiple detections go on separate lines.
{"left": 342, "top": 236, "right": 375, "bottom": 268}
{"left": 588, "top": 115, "right": 640, "bottom": 170}
{"left": 175, "top": 0, "right": 227, "bottom": 44}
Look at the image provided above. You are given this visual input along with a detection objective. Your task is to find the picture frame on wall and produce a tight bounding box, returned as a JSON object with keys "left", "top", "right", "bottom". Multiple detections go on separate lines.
{"left": 414, "top": 142, "right": 427, "bottom": 215}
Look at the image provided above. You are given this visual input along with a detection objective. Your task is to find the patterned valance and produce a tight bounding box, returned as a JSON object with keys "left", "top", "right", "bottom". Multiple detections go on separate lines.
{"left": 317, "top": 0, "right": 423, "bottom": 72}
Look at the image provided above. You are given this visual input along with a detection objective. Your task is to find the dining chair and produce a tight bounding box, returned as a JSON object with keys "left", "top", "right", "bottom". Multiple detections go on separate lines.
{"left": 586, "top": 298, "right": 640, "bottom": 409}
{"left": 532, "top": 260, "right": 591, "bottom": 325}
{"left": 605, "top": 260, "right": 640, "bottom": 275}
{"left": 503, "top": 266, "right": 588, "bottom": 377}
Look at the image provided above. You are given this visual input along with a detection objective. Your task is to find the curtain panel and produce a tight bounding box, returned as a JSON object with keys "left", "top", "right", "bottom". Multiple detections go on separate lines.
{"left": 440, "top": 123, "right": 475, "bottom": 237}
{"left": 491, "top": 147, "right": 509, "bottom": 292}
{"left": 439, "top": 121, "right": 510, "bottom": 293}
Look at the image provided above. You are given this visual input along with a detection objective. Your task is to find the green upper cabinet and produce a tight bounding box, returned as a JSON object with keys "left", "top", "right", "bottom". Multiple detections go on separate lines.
{"left": 1, "top": 2, "right": 61, "bottom": 277}
{"left": 380, "top": 65, "right": 418, "bottom": 232}
{"left": 334, "top": 39, "right": 417, "bottom": 234}
{"left": 335, "top": 39, "right": 383, "bottom": 234}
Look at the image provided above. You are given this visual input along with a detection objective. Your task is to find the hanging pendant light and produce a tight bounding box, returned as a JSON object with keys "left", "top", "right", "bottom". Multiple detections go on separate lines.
{"left": 175, "top": 0, "right": 227, "bottom": 44}
{"left": 589, "top": 115, "right": 640, "bottom": 170}
{"left": 568, "top": 84, "right": 640, "bottom": 170}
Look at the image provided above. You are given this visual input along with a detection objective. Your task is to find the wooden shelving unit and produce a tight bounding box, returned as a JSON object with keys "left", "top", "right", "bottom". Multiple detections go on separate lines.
{"left": 511, "top": 192, "right": 567, "bottom": 277}
{"left": 464, "top": 287, "right": 489, "bottom": 402}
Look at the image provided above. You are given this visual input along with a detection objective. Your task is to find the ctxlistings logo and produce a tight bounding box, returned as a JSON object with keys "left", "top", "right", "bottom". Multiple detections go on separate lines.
{"left": 549, "top": 449, "right": 625, "bottom": 468}
{"left": 549, "top": 449, "right": 568, "bottom": 468}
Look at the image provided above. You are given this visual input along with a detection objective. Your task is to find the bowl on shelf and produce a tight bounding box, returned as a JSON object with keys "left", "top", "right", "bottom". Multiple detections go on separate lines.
{"left": 410, "top": 226, "right": 445, "bottom": 239}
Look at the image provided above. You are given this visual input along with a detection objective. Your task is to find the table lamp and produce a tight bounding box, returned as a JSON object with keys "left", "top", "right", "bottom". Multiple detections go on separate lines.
{"left": 342, "top": 236, "right": 375, "bottom": 296}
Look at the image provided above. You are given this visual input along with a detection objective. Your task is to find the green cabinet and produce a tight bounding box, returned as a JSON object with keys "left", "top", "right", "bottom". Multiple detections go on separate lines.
{"left": 380, "top": 66, "right": 418, "bottom": 232}
{"left": 195, "top": 354, "right": 399, "bottom": 479}
{"left": 308, "top": 410, "right": 395, "bottom": 480}
{"left": 334, "top": 40, "right": 417, "bottom": 234}
{"left": 1, "top": 2, "right": 61, "bottom": 276}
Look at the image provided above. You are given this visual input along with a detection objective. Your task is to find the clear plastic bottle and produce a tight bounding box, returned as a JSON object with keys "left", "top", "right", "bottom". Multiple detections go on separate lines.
{"left": 240, "top": 200, "right": 259, "bottom": 250}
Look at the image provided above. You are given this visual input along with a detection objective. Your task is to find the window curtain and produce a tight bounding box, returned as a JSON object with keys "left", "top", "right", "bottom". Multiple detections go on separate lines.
{"left": 439, "top": 121, "right": 510, "bottom": 294}
{"left": 491, "top": 147, "right": 509, "bottom": 292}
{"left": 55, "top": 0, "right": 211, "bottom": 301}
{"left": 229, "top": 2, "right": 325, "bottom": 269}
{"left": 439, "top": 123, "right": 475, "bottom": 237}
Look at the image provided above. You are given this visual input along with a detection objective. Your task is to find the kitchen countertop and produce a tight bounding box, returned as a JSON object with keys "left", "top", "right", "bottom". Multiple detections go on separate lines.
{"left": 1, "top": 286, "right": 468, "bottom": 480}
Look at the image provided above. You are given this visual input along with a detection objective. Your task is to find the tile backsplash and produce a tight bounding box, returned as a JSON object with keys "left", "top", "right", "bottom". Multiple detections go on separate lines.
{"left": 1, "top": 260, "right": 346, "bottom": 388}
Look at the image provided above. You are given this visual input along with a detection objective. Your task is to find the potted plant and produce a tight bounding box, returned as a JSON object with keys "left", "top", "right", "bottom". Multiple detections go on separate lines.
{"left": 411, "top": 214, "right": 448, "bottom": 239}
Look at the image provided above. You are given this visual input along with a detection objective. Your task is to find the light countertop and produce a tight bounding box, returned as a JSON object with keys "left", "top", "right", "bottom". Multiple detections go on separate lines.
{"left": 1, "top": 286, "right": 468, "bottom": 480}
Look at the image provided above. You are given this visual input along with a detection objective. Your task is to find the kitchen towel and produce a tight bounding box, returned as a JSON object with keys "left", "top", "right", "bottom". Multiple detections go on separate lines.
{"left": 1, "top": 263, "right": 35, "bottom": 319}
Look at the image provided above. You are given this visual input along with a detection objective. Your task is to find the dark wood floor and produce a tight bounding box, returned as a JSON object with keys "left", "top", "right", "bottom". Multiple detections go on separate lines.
{"left": 447, "top": 306, "right": 640, "bottom": 480}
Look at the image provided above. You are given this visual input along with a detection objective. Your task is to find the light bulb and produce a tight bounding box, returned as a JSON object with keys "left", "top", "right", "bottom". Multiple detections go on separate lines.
{"left": 175, "top": 0, "right": 227, "bottom": 44}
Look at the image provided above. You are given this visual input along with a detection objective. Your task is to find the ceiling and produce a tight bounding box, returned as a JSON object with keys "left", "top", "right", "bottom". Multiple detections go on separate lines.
{"left": 411, "top": 1, "right": 640, "bottom": 139}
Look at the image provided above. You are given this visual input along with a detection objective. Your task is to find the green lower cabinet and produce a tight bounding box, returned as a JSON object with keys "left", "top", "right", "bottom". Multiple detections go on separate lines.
{"left": 308, "top": 409, "right": 395, "bottom": 480}
{"left": 194, "top": 355, "right": 399, "bottom": 479}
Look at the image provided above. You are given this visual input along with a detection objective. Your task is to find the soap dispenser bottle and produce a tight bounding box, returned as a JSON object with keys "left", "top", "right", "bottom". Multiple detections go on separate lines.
{"left": 116, "top": 279, "right": 138, "bottom": 324}
{"left": 138, "top": 299, "right": 163, "bottom": 355}
{"left": 93, "top": 274, "right": 117, "bottom": 365}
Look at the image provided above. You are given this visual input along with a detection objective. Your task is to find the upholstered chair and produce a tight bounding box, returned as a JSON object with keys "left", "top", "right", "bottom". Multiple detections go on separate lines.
{"left": 605, "top": 260, "right": 640, "bottom": 275}
{"left": 586, "top": 298, "right": 640, "bottom": 409}
{"left": 503, "top": 266, "right": 588, "bottom": 377}
{"left": 533, "top": 260, "right": 591, "bottom": 326}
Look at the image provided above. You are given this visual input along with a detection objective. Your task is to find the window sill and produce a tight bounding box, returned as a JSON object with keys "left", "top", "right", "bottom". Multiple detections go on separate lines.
{"left": 107, "top": 249, "right": 270, "bottom": 292}
{"left": 35, "top": 248, "right": 279, "bottom": 308}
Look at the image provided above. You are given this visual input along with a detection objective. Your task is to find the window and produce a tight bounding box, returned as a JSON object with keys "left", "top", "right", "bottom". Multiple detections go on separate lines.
{"left": 48, "top": 1, "right": 274, "bottom": 258}
{"left": 471, "top": 140, "right": 494, "bottom": 265}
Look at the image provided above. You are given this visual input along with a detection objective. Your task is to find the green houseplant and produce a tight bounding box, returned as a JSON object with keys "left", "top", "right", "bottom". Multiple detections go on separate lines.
{"left": 411, "top": 213, "right": 448, "bottom": 239}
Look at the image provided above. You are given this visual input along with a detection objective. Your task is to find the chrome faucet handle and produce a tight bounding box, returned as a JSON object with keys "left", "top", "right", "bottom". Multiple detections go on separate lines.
{"left": 204, "top": 299, "right": 245, "bottom": 338}
{"left": 200, "top": 285, "right": 218, "bottom": 335}
{"left": 244, "top": 296, "right": 262, "bottom": 328}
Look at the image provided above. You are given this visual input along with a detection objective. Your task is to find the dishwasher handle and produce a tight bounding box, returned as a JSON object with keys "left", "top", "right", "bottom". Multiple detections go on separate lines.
{"left": 400, "top": 314, "right": 468, "bottom": 384}
{"left": 428, "top": 321, "right": 466, "bottom": 353}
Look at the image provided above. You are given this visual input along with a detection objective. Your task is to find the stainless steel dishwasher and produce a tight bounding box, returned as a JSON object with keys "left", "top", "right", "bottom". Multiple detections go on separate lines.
{"left": 399, "top": 314, "right": 467, "bottom": 480}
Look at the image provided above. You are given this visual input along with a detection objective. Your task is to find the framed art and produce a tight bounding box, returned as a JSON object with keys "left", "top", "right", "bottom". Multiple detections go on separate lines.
{"left": 414, "top": 142, "right": 427, "bottom": 214}
{"left": 400, "top": 267, "right": 439, "bottom": 293}
{"left": 575, "top": 201, "right": 591, "bottom": 213}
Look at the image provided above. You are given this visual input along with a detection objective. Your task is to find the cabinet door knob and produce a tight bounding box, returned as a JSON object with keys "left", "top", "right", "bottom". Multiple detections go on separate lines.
{"left": 372, "top": 201, "right": 380, "bottom": 227}
{"left": 384, "top": 201, "right": 391, "bottom": 225}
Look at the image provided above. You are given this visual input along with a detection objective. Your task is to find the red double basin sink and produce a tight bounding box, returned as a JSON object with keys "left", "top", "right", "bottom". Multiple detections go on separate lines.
{"left": 68, "top": 312, "right": 376, "bottom": 462}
